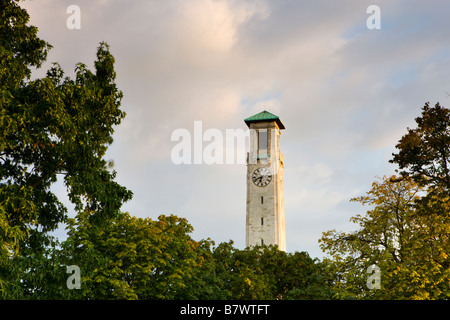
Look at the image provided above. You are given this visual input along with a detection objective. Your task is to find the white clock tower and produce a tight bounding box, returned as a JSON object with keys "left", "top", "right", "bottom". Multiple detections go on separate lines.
{"left": 244, "top": 110, "right": 286, "bottom": 251}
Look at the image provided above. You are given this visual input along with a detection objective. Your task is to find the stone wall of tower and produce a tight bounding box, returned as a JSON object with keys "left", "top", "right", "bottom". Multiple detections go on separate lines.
{"left": 275, "top": 153, "right": 286, "bottom": 251}
{"left": 246, "top": 120, "right": 286, "bottom": 251}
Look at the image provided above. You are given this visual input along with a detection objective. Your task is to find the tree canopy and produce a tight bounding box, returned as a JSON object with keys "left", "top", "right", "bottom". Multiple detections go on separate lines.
{"left": 0, "top": 0, "right": 132, "bottom": 296}
{"left": 4, "top": 211, "right": 331, "bottom": 300}
{"left": 320, "top": 175, "right": 449, "bottom": 299}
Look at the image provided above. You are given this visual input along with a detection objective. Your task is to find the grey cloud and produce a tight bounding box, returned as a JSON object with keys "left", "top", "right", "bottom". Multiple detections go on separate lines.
{"left": 21, "top": 0, "right": 450, "bottom": 258}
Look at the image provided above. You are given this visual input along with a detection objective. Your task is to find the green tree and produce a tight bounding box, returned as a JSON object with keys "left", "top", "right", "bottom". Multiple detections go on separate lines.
{"left": 1, "top": 0, "right": 132, "bottom": 298}
{"left": 212, "top": 242, "right": 273, "bottom": 299}
{"left": 320, "top": 176, "right": 450, "bottom": 299}
{"left": 390, "top": 101, "right": 450, "bottom": 298}
{"left": 212, "top": 242, "right": 333, "bottom": 300}
{"left": 53, "top": 212, "right": 219, "bottom": 300}
{"left": 12, "top": 210, "right": 334, "bottom": 300}
{"left": 391, "top": 102, "right": 450, "bottom": 206}
{"left": 1, "top": 0, "right": 52, "bottom": 271}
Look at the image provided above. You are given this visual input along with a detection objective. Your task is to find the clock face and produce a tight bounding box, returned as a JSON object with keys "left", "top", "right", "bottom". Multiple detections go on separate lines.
{"left": 252, "top": 167, "right": 272, "bottom": 187}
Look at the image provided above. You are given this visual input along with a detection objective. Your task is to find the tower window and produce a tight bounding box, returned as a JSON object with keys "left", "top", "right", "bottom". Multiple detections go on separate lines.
{"left": 261, "top": 239, "right": 264, "bottom": 246}
{"left": 261, "top": 196, "right": 264, "bottom": 204}
{"left": 257, "top": 129, "right": 269, "bottom": 159}
{"left": 261, "top": 217, "right": 264, "bottom": 225}
{"left": 258, "top": 130, "right": 268, "bottom": 150}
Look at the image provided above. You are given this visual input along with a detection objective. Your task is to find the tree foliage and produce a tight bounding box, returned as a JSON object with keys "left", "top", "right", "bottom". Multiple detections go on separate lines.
{"left": 391, "top": 102, "right": 450, "bottom": 207}
{"left": 4, "top": 211, "right": 330, "bottom": 300}
{"left": 212, "top": 241, "right": 333, "bottom": 300}
{"left": 60, "top": 213, "right": 209, "bottom": 300}
{"left": 0, "top": 0, "right": 132, "bottom": 297}
{"left": 320, "top": 175, "right": 449, "bottom": 299}
{"left": 321, "top": 103, "right": 450, "bottom": 300}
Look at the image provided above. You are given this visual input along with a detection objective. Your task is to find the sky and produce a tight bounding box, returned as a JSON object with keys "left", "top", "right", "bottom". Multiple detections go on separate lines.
{"left": 21, "top": 0, "right": 450, "bottom": 259}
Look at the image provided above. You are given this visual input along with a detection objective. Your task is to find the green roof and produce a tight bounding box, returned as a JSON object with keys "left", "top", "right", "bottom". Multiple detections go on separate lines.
{"left": 244, "top": 110, "right": 285, "bottom": 129}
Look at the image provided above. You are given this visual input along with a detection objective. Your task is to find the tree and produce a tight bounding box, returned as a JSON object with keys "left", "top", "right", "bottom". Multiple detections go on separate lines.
{"left": 391, "top": 102, "right": 450, "bottom": 205}
{"left": 8, "top": 208, "right": 334, "bottom": 299}
{"left": 47, "top": 212, "right": 220, "bottom": 300}
{"left": 389, "top": 101, "right": 450, "bottom": 298}
{"left": 320, "top": 176, "right": 449, "bottom": 299}
{"left": 1, "top": 0, "right": 52, "bottom": 272}
{"left": 212, "top": 242, "right": 333, "bottom": 300}
{"left": 212, "top": 242, "right": 274, "bottom": 299}
{"left": 321, "top": 103, "right": 450, "bottom": 299}
{"left": 1, "top": 0, "right": 132, "bottom": 298}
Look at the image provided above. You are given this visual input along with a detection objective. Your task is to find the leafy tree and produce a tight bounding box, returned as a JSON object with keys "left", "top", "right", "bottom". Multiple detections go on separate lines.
{"left": 278, "top": 251, "right": 334, "bottom": 300}
{"left": 321, "top": 103, "right": 450, "bottom": 299}
{"left": 320, "top": 175, "right": 450, "bottom": 299}
{"left": 212, "top": 242, "right": 333, "bottom": 300}
{"left": 1, "top": 0, "right": 52, "bottom": 272}
{"left": 212, "top": 242, "right": 273, "bottom": 299}
{"left": 49, "top": 212, "right": 220, "bottom": 300}
{"left": 42, "top": 217, "right": 332, "bottom": 300}
{"left": 1, "top": 0, "right": 132, "bottom": 298}
{"left": 8, "top": 238, "right": 68, "bottom": 299}
{"left": 390, "top": 101, "right": 450, "bottom": 298}
{"left": 7, "top": 209, "right": 334, "bottom": 299}
{"left": 391, "top": 102, "right": 450, "bottom": 206}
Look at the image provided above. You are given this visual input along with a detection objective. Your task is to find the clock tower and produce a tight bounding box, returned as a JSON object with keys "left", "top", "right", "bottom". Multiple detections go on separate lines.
{"left": 244, "top": 110, "right": 286, "bottom": 251}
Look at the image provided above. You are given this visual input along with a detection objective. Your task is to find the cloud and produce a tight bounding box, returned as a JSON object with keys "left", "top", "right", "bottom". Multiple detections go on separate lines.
{"left": 171, "top": 0, "right": 269, "bottom": 54}
{"left": 21, "top": 0, "right": 450, "bottom": 258}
